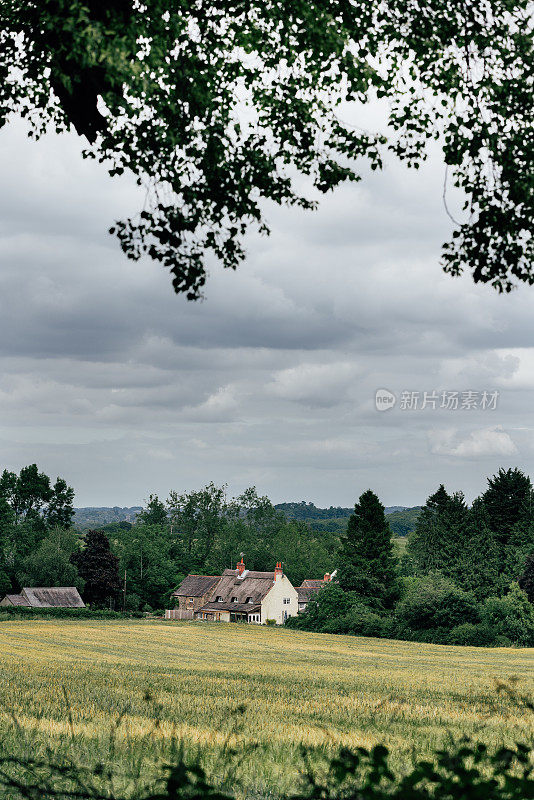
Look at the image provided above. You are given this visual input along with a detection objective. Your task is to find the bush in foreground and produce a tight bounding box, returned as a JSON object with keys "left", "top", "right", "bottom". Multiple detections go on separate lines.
{"left": 0, "top": 727, "right": 533, "bottom": 800}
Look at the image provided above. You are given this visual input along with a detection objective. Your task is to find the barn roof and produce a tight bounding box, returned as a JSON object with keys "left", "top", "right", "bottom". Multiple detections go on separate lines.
{"left": 172, "top": 575, "right": 222, "bottom": 598}
{"left": 1, "top": 594, "right": 31, "bottom": 606}
{"left": 21, "top": 587, "right": 85, "bottom": 608}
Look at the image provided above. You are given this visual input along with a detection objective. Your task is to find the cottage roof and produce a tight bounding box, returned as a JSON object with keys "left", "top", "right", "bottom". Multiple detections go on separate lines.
{"left": 198, "top": 569, "right": 276, "bottom": 613}
{"left": 172, "top": 575, "right": 221, "bottom": 598}
{"left": 297, "top": 586, "right": 323, "bottom": 602}
{"left": 300, "top": 579, "right": 325, "bottom": 589}
{"left": 221, "top": 568, "right": 278, "bottom": 580}
{"left": 201, "top": 601, "right": 261, "bottom": 614}
{"left": 21, "top": 587, "right": 85, "bottom": 608}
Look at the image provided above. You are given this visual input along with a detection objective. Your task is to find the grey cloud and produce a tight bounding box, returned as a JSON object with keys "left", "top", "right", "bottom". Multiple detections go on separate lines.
{"left": 2, "top": 117, "right": 534, "bottom": 507}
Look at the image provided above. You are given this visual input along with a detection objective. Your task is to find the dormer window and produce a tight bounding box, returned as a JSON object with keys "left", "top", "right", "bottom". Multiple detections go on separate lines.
{"left": 231, "top": 596, "right": 238, "bottom": 602}
{"left": 246, "top": 597, "right": 253, "bottom": 603}
{"left": 216, "top": 596, "right": 223, "bottom": 602}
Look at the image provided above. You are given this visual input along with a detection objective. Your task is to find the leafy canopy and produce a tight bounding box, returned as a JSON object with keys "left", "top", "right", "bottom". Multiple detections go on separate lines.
{"left": 1, "top": 0, "right": 532, "bottom": 297}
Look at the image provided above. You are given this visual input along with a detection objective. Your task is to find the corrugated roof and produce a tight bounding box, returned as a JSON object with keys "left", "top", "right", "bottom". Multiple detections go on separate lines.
{"left": 21, "top": 587, "right": 85, "bottom": 608}
{"left": 172, "top": 575, "right": 222, "bottom": 598}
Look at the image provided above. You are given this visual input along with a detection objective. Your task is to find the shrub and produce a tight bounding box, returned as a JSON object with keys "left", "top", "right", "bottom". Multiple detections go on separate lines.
{"left": 480, "top": 582, "right": 534, "bottom": 646}
{"left": 395, "top": 573, "right": 479, "bottom": 632}
{"left": 0, "top": 606, "right": 141, "bottom": 620}
{"left": 448, "top": 622, "right": 497, "bottom": 647}
{"left": 265, "top": 618, "right": 276, "bottom": 626}
{"left": 294, "top": 584, "right": 355, "bottom": 632}
{"left": 324, "top": 604, "right": 385, "bottom": 637}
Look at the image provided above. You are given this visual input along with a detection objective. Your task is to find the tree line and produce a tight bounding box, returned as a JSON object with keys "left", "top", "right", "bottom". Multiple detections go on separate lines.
{"left": 2, "top": 464, "right": 534, "bottom": 646}
{"left": 290, "top": 468, "right": 534, "bottom": 647}
{"left": 0, "top": 471, "right": 337, "bottom": 610}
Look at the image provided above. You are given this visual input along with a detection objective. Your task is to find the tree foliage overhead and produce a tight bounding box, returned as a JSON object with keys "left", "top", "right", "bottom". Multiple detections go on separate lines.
{"left": 1, "top": 0, "right": 532, "bottom": 298}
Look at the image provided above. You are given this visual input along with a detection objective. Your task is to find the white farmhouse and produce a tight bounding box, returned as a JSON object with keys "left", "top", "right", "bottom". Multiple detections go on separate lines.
{"left": 167, "top": 559, "right": 298, "bottom": 624}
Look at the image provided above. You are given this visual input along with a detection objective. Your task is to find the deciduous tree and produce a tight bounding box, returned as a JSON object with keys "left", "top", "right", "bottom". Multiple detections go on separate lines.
{"left": 1, "top": 0, "right": 532, "bottom": 297}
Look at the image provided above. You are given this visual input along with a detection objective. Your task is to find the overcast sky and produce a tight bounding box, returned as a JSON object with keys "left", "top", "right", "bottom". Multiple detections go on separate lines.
{"left": 1, "top": 117, "right": 533, "bottom": 509}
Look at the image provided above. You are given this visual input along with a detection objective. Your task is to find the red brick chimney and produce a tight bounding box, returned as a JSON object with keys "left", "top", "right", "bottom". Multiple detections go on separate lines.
{"left": 237, "top": 558, "right": 245, "bottom": 576}
{"left": 274, "top": 561, "right": 283, "bottom": 580}
{"left": 324, "top": 573, "right": 331, "bottom": 583}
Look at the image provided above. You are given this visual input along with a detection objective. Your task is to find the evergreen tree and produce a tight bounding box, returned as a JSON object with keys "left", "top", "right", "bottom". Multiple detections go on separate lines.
{"left": 519, "top": 554, "right": 534, "bottom": 604}
{"left": 498, "top": 505, "right": 534, "bottom": 593}
{"left": 456, "top": 499, "right": 499, "bottom": 600}
{"left": 481, "top": 468, "right": 532, "bottom": 564}
{"left": 338, "top": 490, "right": 397, "bottom": 608}
{"left": 407, "top": 486, "right": 468, "bottom": 579}
{"left": 71, "top": 530, "right": 121, "bottom": 608}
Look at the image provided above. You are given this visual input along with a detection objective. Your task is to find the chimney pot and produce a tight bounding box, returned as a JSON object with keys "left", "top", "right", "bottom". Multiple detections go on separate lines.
{"left": 237, "top": 558, "right": 245, "bottom": 576}
{"left": 324, "top": 573, "right": 331, "bottom": 582}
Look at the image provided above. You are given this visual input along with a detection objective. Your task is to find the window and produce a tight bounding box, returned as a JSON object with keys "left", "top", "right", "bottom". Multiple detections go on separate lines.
{"left": 246, "top": 597, "right": 253, "bottom": 603}
{"left": 216, "top": 596, "right": 223, "bottom": 602}
{"left": 231, "top": 596, "right": 238, "bottom": 602}
{"left": 283, "top": 597, "right": 291, "bottom": 604}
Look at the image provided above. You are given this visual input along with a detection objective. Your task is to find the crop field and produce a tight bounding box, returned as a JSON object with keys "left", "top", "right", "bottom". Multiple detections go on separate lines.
{"left": 1, "top": 620, "right": 533, "bottom": 797}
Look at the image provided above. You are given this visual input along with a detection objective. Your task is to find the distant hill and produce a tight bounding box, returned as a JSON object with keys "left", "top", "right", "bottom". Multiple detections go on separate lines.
{"left": 73, "top": 506, "right": 142, "bottom": 530}
{"left": 275, "top": 501, "right": 421, "bottom": 537}
{"left": 73, "top": 501, "right": 421, "bottom": 536}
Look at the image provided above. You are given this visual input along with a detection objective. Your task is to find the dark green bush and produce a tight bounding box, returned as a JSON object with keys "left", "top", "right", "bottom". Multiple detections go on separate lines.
{"left": 480, "top": 583, "right": 534, "bottom": 647}
{"left": 323, "top": 604, "right": 385, "bottom": 637}
{"left": 448, "top": 622, "right": 497, "bottom": 647}
{"left": 395, "top": 573, "right": 479, "bottom": 631}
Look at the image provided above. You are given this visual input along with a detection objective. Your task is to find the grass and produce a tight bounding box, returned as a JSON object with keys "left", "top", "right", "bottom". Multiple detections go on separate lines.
{"left": 0, "top": 620, "right": 533, "bottom": 797}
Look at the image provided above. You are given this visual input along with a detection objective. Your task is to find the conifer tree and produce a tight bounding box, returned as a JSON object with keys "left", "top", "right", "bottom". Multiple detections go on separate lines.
{"left": 519, "top": 554, "right": 534, "bottom": 604}
{"left": 456, "top": 499, "right": 499, "bottom": 600}
{"left": 481, "top": 468, "right": 532, "bottom": 565}
{"left": 407, "top": 486, "right": 468, "bottom": 578}
{"left": 499, "top": 496, "right": 534, "bottom": 592}
{"left": 338, "top": 490, "right": 397, "bottom": 608}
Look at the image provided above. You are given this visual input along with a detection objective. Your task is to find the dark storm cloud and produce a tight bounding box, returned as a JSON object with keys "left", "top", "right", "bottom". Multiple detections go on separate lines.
{"left": 1, "top": 119, "right": 533, "bottom": 507}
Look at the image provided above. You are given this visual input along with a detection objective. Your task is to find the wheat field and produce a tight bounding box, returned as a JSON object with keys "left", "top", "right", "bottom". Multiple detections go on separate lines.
{"left": 1, "top": 620, "right": 533, "bottom": 796}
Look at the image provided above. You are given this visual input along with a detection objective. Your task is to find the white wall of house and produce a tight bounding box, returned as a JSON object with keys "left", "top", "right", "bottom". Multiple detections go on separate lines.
{"left": 260, "top": 575, "right": 298, "bottom": 625}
